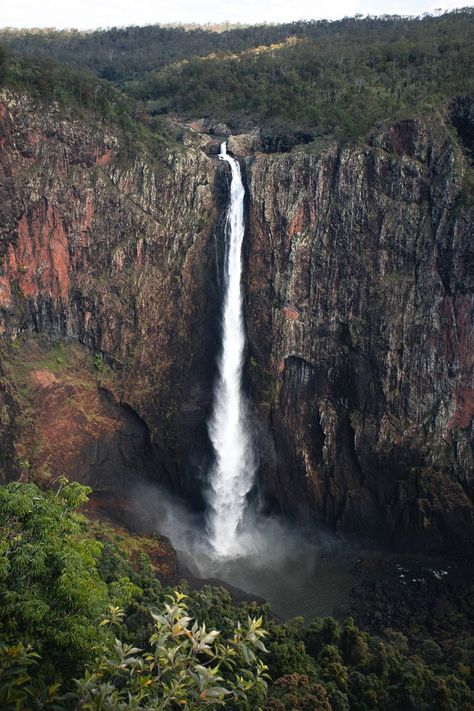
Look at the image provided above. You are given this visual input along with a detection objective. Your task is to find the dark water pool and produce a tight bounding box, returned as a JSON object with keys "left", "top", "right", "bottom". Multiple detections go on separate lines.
{"left": 176, "top": 525, "right": 359, "bottom": 622}
{"left": 202, "top": 549, "right": 357, "bottom": 621}
{"left": 125, "top": 480, "right": 358, "bottom": 621}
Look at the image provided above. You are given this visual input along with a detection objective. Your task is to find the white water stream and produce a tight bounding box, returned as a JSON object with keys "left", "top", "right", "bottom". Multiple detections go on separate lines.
{"left": 207, "top": 142, "right": 255, "bottom": 557}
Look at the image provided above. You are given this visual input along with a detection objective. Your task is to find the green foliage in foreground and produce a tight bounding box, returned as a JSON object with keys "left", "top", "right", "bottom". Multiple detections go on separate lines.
{"left": 74, "top": 594, "right": 268, "bottom": 709}
{"left": 0, "top": 481, "right": 268, "bottom": 710}
{"left": 0, "top": 479, "right": 108, "bottom": 682}
{"left": 0, "top": 480, "right": 473, "bottom": 710}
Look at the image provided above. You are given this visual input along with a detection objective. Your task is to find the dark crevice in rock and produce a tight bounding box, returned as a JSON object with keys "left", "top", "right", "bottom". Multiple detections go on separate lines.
{"left": 450, "top": 95, "right": 474, "bottom": 159}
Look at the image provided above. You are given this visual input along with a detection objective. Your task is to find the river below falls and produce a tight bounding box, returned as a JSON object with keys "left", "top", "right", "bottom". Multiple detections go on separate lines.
{"left": 118, "top": 480, "right": 360, "bottom": 621}
{"left": 175, "top": 529, "right": 359, "bottom": 621}
{"left": 202, "top": 551, "right": 356, "bottom": 621}
{"left": 92, "top": 484, "right": 457, "bottom": 625}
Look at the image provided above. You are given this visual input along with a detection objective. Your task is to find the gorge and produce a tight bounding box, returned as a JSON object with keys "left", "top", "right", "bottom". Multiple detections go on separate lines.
{"left": 0, "top": 11, "right": 473, "bottom": 708}
{"left": 0, "top": 89, "right": 472, "bottom": 558}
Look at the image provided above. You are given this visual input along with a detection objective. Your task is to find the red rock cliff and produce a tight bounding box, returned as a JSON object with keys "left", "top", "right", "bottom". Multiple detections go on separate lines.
{"left": 0, "top": 90, "right": 221, "bottom": 503}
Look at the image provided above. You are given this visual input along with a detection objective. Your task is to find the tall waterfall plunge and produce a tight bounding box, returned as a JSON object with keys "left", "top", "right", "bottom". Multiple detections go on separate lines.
{"left": 207, "top": 142, "right": 255, "bottom": 557}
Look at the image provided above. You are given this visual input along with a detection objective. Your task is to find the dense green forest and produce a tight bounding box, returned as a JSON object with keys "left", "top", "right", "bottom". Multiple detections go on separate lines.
{"left": 1, "top": 9, "right": 473, "bottom": 142}
{"left": 1, "top": 481, "right": 473, "bottom": 710}
{"left": 1, "top": 11, "right": 473, "bottom": 86}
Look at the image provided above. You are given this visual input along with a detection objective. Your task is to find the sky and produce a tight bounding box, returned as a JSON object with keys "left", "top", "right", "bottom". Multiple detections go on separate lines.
{"left": 1, "top": 0, "right": 472, "bottom": 30}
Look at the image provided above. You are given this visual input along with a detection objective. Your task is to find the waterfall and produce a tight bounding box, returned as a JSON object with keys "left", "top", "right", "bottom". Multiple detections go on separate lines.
{"left": 207, "top": 141, "right": 255, "bottom": 557}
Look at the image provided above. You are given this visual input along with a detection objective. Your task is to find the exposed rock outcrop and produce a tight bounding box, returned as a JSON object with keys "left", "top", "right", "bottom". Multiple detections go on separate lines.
{"left": 0, "top": 90, "right": 223, "bottom": 503}
{"left": 245, "top": 112, "right": 473, "bottom": 553}
{"left": 4, "top": 340, "right": 162, "bottom": 489}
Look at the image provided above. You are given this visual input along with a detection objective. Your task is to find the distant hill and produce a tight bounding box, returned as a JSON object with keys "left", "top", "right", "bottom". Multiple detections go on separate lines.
{"left": 1, "top": 9, "right": 473, "bottom": 142}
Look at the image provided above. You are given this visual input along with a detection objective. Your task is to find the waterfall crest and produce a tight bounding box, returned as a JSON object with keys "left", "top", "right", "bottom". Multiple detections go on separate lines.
{"left": 207, "top": 142, "right": 255, "bottom": 557}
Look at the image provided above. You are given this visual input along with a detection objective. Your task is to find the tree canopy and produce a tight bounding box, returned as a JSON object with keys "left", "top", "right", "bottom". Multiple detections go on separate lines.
{"left": 0, "top": 481, "right": 473, "bottom": 710}
{"left": 1, "top": 9, "right": 473, "bottom": 143}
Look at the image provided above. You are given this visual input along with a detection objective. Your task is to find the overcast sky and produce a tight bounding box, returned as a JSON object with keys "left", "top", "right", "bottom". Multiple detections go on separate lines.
{"left": 1, "top": 0, "right": 470, "bottom": 30}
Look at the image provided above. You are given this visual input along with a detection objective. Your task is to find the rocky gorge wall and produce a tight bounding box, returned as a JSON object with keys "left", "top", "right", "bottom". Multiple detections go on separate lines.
{"left": 0, "top": 89, "right": 472, "bottom": 553}
{"left": 242, "top": 113, "right": 473, "bottom": 553}
{"left": 0, "top": 90, "right": 223, "bottom": 504}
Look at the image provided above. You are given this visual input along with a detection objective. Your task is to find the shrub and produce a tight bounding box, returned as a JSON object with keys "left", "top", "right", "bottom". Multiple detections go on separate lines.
{"left": 0, "top": 479, "right": 109, "bottom": 682}
{"left": 72, "top": 591, "right": 269, "bottom": 709}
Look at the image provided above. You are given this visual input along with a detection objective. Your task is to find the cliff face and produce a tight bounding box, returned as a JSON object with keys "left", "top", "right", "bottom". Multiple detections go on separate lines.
{"left": 244, "top": 115, "right": 473, "bottom": 552}
{"left": 0, "top": 90, "right": 222, "bottom": 501}
{"left": 0, "top": 90, "right": 472, "bottom": 552}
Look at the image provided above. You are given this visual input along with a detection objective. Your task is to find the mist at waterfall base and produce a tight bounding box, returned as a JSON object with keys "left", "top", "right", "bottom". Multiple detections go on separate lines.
{"left": 129, "top": 478, "right": 356, "bottom": 621}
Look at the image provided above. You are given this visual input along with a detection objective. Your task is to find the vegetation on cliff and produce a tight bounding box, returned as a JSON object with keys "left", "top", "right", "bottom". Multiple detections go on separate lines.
{"left": 0, "top": 52, "right": 132, "bottom": 124}
{"left": 0, "top": 53, "right": 173, "bottom": 154}
{"left": 1, "top": 9, "right": 473, "bottom": 142}
{"left": 140, "top": 10, "right": 474, "bottom": 141}
{"left": 1, "top": 481, "right": 473, "bottom": 709}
